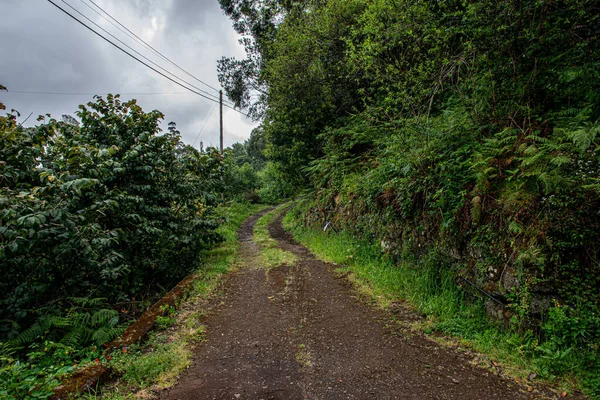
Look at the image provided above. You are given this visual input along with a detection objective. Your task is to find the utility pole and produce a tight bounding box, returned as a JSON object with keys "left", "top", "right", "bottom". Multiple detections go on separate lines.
{"left": 219, "top": 90, "right": 224, "bottom": 154}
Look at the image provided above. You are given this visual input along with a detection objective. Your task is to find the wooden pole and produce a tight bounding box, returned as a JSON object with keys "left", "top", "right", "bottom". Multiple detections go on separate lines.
{"left": 219, "top": 90, "right": 224, "bottom": 154}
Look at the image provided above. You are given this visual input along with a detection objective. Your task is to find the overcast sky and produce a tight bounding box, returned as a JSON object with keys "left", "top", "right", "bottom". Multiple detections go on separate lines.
{"left": 0, "top": 0, "right": 257, "bottom": 149}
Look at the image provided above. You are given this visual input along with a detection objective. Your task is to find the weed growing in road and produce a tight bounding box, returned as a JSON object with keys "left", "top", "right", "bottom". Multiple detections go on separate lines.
{"left": 295, "top": 343, "right": 313, "bottom": 368}
{"left": 254, "top": 205, "right": 298, "bottom": 269}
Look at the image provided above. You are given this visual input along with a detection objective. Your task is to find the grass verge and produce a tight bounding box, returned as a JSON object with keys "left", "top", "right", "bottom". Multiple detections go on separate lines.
{"left": 283, "top": 208, "right": 596, "bottom": 398}
{"left": 253, "top": 204, "right": 298, "bottom": 270}
{"left": 81, "top": 202, "right": 268, "bottom": 399}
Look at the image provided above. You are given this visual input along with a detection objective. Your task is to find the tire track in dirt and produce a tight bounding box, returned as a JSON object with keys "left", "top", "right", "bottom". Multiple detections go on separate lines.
{"left": 160, "top": 209, "right": 552, "bottom": 400}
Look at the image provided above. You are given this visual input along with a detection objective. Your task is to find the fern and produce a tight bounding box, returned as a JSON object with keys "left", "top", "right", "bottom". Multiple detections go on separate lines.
{"left": 61, "top": 325, "right": 86, "bottom": 348}
{"left": 11, "top": 316, "right": 54, "bottom": 346}
{"left": 67, "top": 297, "right": 108, "bottom": 308}
{"left": 91, "top": 309, "right": 118, "bottom": 327}
{"left": 10, "top": 298, "right": 121, "bottom": 349}
{"left": 91, "top": 326, "right": 122, "bottom": 345}
{"left": 568, "top": 122, "right": 599, "bottom": 153}
{"left": 0, "top": 341, "right": 18, "bottom": 363}
{"left": 508, "top": 220, "right": 524, "bottom": 235}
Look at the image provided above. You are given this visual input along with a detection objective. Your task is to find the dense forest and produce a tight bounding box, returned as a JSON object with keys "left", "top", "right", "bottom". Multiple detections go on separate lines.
{"left": 216, "top": 0, "right": 600, "bottom": 394}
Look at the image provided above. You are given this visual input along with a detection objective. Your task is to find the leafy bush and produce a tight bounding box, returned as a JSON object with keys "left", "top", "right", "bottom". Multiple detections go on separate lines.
{"left": 258, "top": 162, "right": 295, "bottom": 204}
{"left": 0, "top": 94, "right": 226, "bottom": 397}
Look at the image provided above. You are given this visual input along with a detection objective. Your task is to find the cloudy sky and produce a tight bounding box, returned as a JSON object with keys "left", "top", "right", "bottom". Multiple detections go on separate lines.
{"left": 0, "top": 0, "right": 257, "bottom": 149}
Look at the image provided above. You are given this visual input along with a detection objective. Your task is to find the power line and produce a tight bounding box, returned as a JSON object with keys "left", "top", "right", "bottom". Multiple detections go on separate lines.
{"left": 192, "top": 103, "right": 217, "bottom": 148}
{"left": 79, "top": 0, "right": 235, "bottom": 107}
{"left": 79, "top": 0, "right": 171, "bottom": 65}
{"left": 58, "top": 0, "right": 223, "bottom": 104}
{"left": 46, "top": 0, "right": 249, "bottom": 118}
{"left": 83, "top": 0, "right": 226, "bottom": 97}
{"left": 5, "top": 90, "right": 194, "bottom": 96}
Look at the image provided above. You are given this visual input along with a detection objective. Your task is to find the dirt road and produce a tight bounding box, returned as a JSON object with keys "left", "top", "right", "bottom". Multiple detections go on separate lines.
{"left": 160, "top": 210, "right": 546, "bottom": 400}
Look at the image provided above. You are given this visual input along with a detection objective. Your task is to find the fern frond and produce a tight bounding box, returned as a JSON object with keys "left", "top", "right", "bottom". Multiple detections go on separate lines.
{"left": 537, "top": 172, "right": 559, "bottom": 194}
{"left": 51, "top": 316, "right": 73, "bottom": 329}
{"left": 582, "top": 183, "right": 600, "bottom": 193}
{"left": 108, "top": 315, "right": 119, "bottom": 328}
{"left": 569, "top": 128, "right": 593, "bottom": 152}
{"left": 60, "top": 325, "right": 86, "bottom": 348}
{"left": 0, "top": 341, "right": 20, "bottom": 361}
{"left": 91, "top": 309, "right": 118, "bottom": 327}
{"left": 553, "top": 107, "right": 582, "bottom": 118}
{"left": 549, "top": 155, "right": 571, "bottom": 167}
{"left": 11, "top": 323, "right": 46, "bottom": 346}
{"left": 521, "top": 144, "right": 539, "bottom": 156}
{"left": 508, "top": 220, "right": 524, "bottom": 235}
{"left": 91, "top": 326, "right": 122, "bottom": 345}
{"left": 72, "top": 312, "right": 91, "bottom": 327}
{"left": 67, "top": 297, "right": 108, "bottom": 308}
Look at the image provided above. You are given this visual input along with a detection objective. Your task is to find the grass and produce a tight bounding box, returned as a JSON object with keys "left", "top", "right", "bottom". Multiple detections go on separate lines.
{"left": 282, "top": 209, "right": 593, "bottom": 397}
{"left": 83, "top": 201, "right": 268, "bottom": 398}
{"left": 253, "top": 204, "right": 298, "bottom": 269}
{"left": 111, "top": 342, "right": 190, "bottom": 387}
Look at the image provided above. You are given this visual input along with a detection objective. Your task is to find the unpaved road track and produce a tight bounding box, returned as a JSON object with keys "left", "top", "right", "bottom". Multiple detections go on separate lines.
{"left": 160, "top": 210, "right": 550, "bottom": 400}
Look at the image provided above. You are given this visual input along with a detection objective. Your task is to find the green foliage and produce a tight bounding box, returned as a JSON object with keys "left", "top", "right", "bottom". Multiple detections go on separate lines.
{"left": 10, "top": 298, "right": 121, "bottom": 350}
{"left": 154, "top": 316, "right": 175, "bottom": 331}
{"left": 0, "top": 341, "right": 77, "bottom": 399}
{"left": 534, "top": 304, "right": 600, "bottom": 378}
{"left": 154, "top": 305, "right": 176, "bottom": 331}
{"left": 224, "top": 157, "right": 261, "bottom": 203}
{"left": 222, "top": 133, "right": 269, "bottom": 203}
{"left": 0, "top": 95, "right": 224, "bottom": 342}
{"left": 0, "top": 94, "right": 229, "bottom": 397}
{"left": 258, "top": 162, "right": 294, "bottom": 204}
{"left": 109, "top": 342, "right": 189, "bottom": 387}
{"left": 223, "top": 134, "right": 294, "bottom": 203}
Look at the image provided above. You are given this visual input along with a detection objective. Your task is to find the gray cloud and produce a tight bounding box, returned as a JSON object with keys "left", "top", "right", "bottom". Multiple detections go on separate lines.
{"left": 167, "top": 0, "right": 222, "bottom": 31}
{"left": 0, "top": 0, "right": 256, "bottom": 148}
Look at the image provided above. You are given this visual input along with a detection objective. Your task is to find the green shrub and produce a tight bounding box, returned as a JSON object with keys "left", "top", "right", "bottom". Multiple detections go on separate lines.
{"left": 258, "top": 162, "right": 294, "bottom": 204}
{"left": 0, "top": 95, "right": 224, "bottom": 346}
{"left": 0, "top": 94, "right": 227, "bottom": 396}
